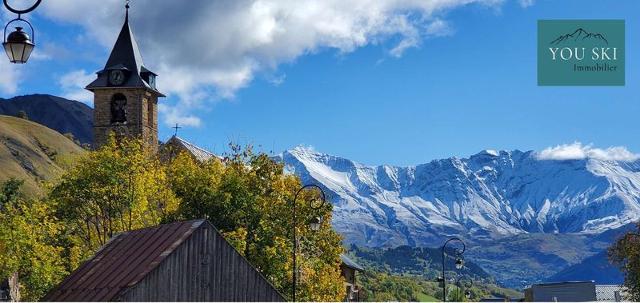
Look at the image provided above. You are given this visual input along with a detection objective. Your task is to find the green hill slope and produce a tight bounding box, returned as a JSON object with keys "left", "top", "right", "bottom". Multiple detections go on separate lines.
{"left": 0, "top": 115, "right": 85, "bottom": 195}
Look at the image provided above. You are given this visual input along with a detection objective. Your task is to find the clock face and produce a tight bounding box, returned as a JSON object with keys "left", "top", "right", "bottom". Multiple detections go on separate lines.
{"left": 109, "top": 70, "right": 126, "bottom": 86}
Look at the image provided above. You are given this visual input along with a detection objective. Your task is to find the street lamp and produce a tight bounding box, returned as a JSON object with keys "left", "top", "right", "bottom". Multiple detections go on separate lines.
{"left": 441, "top": 237, "right": 466, "bottom": 302}
{"left": 291, "top": 184, "right": 327, "bottom": 302}
{"left": 3, "top": 0, "right": 42, "bottom": 64}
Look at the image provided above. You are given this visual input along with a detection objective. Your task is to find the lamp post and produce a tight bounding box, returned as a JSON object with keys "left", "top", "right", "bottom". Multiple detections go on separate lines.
{"left": 3, "top": 0, "right": 42, "bottom": 64}
{"left": 441, "top": 237, "right": 465, "bottom": 302}
{"left": 291, "top": 184, "right": 326, "bottom": 302}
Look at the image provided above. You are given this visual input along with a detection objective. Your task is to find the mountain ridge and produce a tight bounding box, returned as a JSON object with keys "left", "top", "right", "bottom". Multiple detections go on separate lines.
{"left": 0, "top": 94, "right": 93, "bottom": 145}
{"left": 279, "top": 146, "right": 640, "bottom": 248}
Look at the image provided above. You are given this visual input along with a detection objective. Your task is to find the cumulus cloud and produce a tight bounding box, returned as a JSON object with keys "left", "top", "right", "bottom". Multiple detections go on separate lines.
{"left": 37, "top": 0, "right": 505, "bottom": 126}
{"left": 158, "top": 104, "right": 202, "bottom": 128}
{"left": 536, "top": 142, "right": 639, "bottom": 162}
{"left": 58, "top": 70, "right": 95, "bottom": 105}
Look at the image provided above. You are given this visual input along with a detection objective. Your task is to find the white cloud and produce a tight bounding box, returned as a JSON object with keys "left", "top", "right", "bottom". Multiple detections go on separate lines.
{"left": 519, "top": 0, "right": 535, "bottom": 8}
{"left": 0, "top": 13, "right": 21, "bottom": 94}
{"left": 536, "top": 142, "right": 639, "bottom": 162}
{"left": 158, "top": 104, "right": 202, "bottom": 128}
{"left": 58, "top": 69, "right": 95, "bottom": 105}
{"left": 37, "top": 0, "right": 505, "bottom": 124}
{"left": 0, "top": 58, "right": 21, "bottom": 95}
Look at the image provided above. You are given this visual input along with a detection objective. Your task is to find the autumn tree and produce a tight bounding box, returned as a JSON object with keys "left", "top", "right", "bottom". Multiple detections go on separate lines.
{"left": 609, "top": 223, "right": 640, "bottom": 301}
{"left": 49, "top": 136, "right": 179, "bottom": 262}
{"left": 166, "top": 144, "right": 346, "bottom": 301}
{"left": 0, "top": 179, "right": 66, "bottom": 301}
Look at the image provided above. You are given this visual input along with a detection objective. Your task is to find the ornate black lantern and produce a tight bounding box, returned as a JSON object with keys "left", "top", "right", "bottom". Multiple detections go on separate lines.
{"left": 3, "top": 0, "right": 42, "bottom": 64}
{"left": 3, "top": 24, "right": 34, "bottom": 63}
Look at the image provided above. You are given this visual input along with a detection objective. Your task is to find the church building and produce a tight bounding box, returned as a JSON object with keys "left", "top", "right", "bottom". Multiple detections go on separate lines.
{"left": 72, "top": 5, "right": 363, "bottom": 302}
{"left": 86, "top": 4, "right": 163, "bottom": 151}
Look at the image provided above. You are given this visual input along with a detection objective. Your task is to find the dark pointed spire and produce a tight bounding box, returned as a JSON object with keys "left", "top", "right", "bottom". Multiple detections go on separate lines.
{"left": 86, "top": 1, "right": 163, "bottom": 96}
{"left": 125, "top": 0, "right": 130, "bottom": 22}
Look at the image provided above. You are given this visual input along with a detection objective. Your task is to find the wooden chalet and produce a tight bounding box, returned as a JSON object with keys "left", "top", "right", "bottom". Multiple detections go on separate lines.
{"left": 44, "top": 220, "right": 284, "bottom": 302}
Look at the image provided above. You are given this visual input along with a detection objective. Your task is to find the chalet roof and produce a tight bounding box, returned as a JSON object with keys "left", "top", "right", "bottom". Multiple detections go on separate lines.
{"left": 44, "top": 220, "right": 206, "bottom": 301}
{"left": 340, "top": 254, "right": 365, "bottom": 272}
{"left": 86, "top": 7, "right": 163, "bottom": 96}
{"left": 166, "top": 136, "right": 220, "bottom": 162}
{"left": 595, "top": 285, "right": 625, "bottom": 301}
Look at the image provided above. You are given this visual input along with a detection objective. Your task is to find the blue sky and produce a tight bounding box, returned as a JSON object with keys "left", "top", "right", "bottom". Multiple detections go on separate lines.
{"left": 1, "top": 0, "right": 638, "bottom": 166}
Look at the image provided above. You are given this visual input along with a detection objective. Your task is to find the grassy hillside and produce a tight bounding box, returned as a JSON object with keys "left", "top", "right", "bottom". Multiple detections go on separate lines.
{"left": 350, "top": 245, "right": 493, "bottom": 282}
{"left": 0, "top": 94, "right": 93, "bottom": 145}
{"left": 0, "top": 115, "right": 85, "bottom": 195}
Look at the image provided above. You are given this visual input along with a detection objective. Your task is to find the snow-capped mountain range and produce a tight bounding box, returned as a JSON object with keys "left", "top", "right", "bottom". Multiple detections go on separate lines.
{"left": 278, "top": 146, "right": 640, "bottom": 248}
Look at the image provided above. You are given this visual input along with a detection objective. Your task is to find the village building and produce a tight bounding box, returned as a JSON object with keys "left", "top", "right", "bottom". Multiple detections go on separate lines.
{"left": 44, "top": 220, "right": 284, "bottom": 302}
{"left": 524, "top": 281, "right": 627, "bottom": 302}
{"left": 340, "top": 255, "right": 364, "bottom": 302}
{"left": 0, "top": 273, "right": 19, "bottom": 302}
{"left": 161, "top": 135, "right": 219, "bottom": 162}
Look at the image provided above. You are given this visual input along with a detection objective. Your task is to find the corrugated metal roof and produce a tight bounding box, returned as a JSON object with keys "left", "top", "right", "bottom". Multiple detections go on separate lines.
{"left": 168, "top": 136, "right": 220, "bottom": 162}
{"left": 341, "top": 254, "right": 365, "bottom": 271}
{"left": 44, "top": 220, "right": 205, "bottom": 302}
{"left": 596, "top": 285, "right": 625, "bottom": 301}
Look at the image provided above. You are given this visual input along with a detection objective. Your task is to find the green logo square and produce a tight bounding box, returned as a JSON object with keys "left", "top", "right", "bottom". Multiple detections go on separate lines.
{"left": 538, "top": 20, "right": 625, "bottom": 86}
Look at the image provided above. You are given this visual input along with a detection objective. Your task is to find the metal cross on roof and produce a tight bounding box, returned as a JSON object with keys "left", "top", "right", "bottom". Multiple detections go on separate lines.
{"left": 173, "top": 123, "right": 182, "bottom": 136}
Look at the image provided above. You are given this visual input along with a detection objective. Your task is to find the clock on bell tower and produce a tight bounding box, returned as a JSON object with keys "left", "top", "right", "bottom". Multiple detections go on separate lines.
{"left": 86, "top": 3, "right": 164, "bottom": 151}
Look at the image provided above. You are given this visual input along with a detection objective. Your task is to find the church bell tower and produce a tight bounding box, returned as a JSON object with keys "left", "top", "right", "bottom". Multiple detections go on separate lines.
{"left": 86, "top": 3, "right": 164, "bottom": 151}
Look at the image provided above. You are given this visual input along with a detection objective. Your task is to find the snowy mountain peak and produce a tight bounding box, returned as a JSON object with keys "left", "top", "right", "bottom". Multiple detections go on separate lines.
{"left": 279, "top": 147, "right": 640, "bottom": 247}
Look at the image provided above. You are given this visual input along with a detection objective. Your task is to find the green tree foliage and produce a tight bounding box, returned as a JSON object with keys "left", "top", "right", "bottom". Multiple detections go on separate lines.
{"left": 166, "top": 144, "right": 346, "bottom": 301}
{"left": 0, "top": 179, "right": 66, "bottom": 301}
{"left": 0, "top": 139, "right": 346, "bottom": 301}
{"left": 48, "top": 136, "right": 179, "bottom": 263}
{"left": 609, "top": 224, "right": 640, "bottom": 301}
{"left": 0, "top": 178, "right": 23, "bottom": 209}
{"left": 360, "top": 271, "right": 425, "bottom": 301}
{"left": 16, "top": 110, "right": 28, "bottom": 120}
{"left": 359, "top": 269, "right": 516, "bottom": 302}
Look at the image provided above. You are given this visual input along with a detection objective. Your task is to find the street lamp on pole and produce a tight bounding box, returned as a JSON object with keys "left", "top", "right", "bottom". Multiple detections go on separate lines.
{"left": 291, "top": 184, "right": 327, "bottom": 302}
{"left": 3, "top": 0, "right": 42, "bottom": 64}
{"left": 441, "top": 237, "right": 466, "bottom": 302}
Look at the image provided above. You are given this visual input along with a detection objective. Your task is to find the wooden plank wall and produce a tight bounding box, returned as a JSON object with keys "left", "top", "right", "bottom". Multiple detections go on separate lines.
{"left": 120, "top": 223, "right": 284, "bottom": 302}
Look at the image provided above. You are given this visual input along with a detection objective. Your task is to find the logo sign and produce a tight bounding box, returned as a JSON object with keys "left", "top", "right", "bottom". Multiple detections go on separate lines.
{"left": 538, "top": 20, "right": 625, "bottom": 86}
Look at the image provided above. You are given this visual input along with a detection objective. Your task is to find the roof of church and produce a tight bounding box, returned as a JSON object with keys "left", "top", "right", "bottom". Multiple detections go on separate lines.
{"left": 86, "top": 7, "right": 164, "bottom": 96}
{"left": 166, "top": 136, "right": 220, "bottom": 162}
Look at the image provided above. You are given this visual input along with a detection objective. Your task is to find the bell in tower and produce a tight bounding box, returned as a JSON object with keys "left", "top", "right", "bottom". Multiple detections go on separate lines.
{"left": 86, "top": 2, "right": 164, "bottom": 151}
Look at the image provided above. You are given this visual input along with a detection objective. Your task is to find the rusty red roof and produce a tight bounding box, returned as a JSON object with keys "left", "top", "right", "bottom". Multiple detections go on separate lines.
{"left": 44, "top": 220, "right": 205, "bottom": 302}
